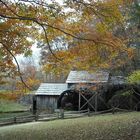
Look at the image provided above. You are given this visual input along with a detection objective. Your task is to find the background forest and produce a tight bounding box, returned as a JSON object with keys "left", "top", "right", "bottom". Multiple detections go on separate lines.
{"left": 0, "top": 0, "right": 140, "bottom": 106}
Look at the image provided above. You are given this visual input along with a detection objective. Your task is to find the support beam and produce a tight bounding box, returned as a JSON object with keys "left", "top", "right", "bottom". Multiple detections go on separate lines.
{"left": 79, "top": 93, "right": 81, "bottom": 111}
{"left": 80, "top": 93, "right": 97, "bottom": 111}
{"left": 95, "top": 94, "right": 97, "bottom": 112}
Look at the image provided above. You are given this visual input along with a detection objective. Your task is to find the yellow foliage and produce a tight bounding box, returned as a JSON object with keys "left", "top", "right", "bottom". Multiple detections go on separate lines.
{"left": 0, "top": 0, "right": 134, "bottom": 82}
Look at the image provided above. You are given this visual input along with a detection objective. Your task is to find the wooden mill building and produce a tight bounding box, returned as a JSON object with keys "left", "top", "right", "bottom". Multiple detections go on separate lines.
{"left": 59, "top": 71, "right": 110, "bottom": 111}
{"left": 35, "top": 71, "right": 110, "bottom": 111}
{"left": 35, "top": 83, "right": 67, "bottom": 110}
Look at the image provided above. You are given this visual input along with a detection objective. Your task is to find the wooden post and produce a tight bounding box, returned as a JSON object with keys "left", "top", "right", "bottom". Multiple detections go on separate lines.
{"left": 33, "top": 96, "right": 37, "bottom": 115}
{"left": 55, "top": 109, "right": 60, "bottom": 119}
{"left": 88, "top": 108, "right": 90, "bottom": 117}
{"left": 135, "top": 104, "right": 138, "bottom": 111}
{"left": 112, "top": 106, "right": 115, "bottom": 114}
{"left": 14, "top": 117, "right": 16, "bottom": 123}
{"left": 57, "top": 112, "right": 59, "bottom": 119}
{"left": 35, "top": 114, "right": 38, "bottom": 121}
{"left": 130, "top": 95, "right": 133, "bottom": 110}
{"left": 60, "top": 109, "right": 64, "bottom": 119}
{"left": 95, "top": 93, "right": 98, "bottom": 112}
{"left": 79, "top": 93, "right": 81, "bottom": 111}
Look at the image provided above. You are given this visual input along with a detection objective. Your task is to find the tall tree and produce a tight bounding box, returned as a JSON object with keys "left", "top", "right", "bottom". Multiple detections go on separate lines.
{"left": 112, "top": 0, "right": 140, "bottom": 75}
{"left": 0, "top": 0, "right": 133, "bottom": 84}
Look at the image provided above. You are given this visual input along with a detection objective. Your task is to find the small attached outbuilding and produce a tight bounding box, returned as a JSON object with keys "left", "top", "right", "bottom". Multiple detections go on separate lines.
{"left": 58, "top": 70, "right": 110, "bottom": 111}
{"left": 35, "top": 83, "right": 67, "bottom": 110}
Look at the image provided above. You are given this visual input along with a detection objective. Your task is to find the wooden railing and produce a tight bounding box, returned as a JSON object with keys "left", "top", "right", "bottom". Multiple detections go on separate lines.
{"left": 0, "top": 108, "right": 133, "bottom": 126}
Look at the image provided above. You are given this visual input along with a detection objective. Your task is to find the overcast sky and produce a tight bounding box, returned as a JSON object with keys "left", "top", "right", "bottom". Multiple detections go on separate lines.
{"left": 16, "top": 44, "right": 41, "bottom": 68}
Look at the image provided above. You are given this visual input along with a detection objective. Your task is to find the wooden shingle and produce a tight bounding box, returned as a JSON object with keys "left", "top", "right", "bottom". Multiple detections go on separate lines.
{"left": 66, "top": 71, "right": 109, "bottom": 83}
{"left": 35, "top": 83, "right": 67, "bottom": 95}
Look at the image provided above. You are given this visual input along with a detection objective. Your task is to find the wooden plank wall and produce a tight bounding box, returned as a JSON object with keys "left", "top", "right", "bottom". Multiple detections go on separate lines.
{"left": 36, "top": 95, "right": 59, "bottom": 110}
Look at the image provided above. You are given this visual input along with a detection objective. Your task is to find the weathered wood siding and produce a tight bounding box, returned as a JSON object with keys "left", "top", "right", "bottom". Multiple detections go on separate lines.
{"left": 36, "top": 95, "right": 59, "bottom": 110}
{"left": 68, "top": 83, "right": 96, "bottom": 89}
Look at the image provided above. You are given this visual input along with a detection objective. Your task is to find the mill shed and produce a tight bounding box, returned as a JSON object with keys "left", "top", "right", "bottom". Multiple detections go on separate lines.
{"left": 58, "top": 71, "right": 110, "bottom": 111}
{"left": 35, "top": 83, "right": 67, "bottom": 110}
{"left": 66, "top": 70, "right": 109, "bottom": 89}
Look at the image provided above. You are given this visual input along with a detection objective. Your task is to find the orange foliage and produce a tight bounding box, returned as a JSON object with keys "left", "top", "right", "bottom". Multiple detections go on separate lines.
{"left": 0, "top": 0, "right": 134, "bottom": 82}
{"left": 0, "top": 92, "right": 19, "bottom": 101}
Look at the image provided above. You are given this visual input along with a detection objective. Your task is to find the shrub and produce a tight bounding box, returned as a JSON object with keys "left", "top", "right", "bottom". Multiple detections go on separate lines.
{"left": 108, "top": 90, "right": 136, "bottom": 109}
{"left": 127, "top": 70, "right": 140, "bottom": 84}
{"left": 0, "top": 91, "right": 19, "bottom": 101}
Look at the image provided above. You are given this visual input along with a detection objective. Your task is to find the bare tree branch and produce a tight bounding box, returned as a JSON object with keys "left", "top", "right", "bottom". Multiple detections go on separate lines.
{"left": 74, "top": 0, "right": 110, "bottom": 18}
{"left": 39, "top": 23, "right": 62, "bottom": 61}
{"left": 18, "top": 0, "right": 57, "bottom": 11}
{"left": 0, "top": 42, "right": 32, "bottom": 90}
{"left": 0, "top": 0, "right": 19, "bottom": 17}
{"left": 0, "top": 13, "right": 119, "bottom": 48}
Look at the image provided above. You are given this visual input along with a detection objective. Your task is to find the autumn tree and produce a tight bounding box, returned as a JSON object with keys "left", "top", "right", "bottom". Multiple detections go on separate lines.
{"left": 127, "top": 1, "right": 140, "bottom": 71}
{"left": 42, "top": 0, "right": 134, "bottom": 75}
{"left": 109, "top": 0, "right": 140, "bottom": 75}
{"left": 15, "top": 57, "right": 41, "bottom": 93}
{"left": 0, "top": 0, "right": 134, "bottom": 86}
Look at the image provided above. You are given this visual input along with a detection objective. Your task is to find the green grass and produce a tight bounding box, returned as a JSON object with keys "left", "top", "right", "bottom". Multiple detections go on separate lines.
{"left": 0, "top": 90, "right": 12, "bottom": 93}
{"left": 0, "top": 112, "right": 140, "bottom": 140}
{"left": 0, "top": 100, "right": 28, "bottom": 113}
{"left": 0, "top": 100, "right": 30, "bottom": 119}
{"left": 0, "top": 112, "right": 32, "bottom": 120}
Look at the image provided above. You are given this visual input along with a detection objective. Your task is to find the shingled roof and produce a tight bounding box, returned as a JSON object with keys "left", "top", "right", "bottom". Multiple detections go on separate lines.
{"left": 66, "top": 71, "right": 109, "bottom": 83}
{"left": 35, "top": 83, "right": 67, "bottom": 95}
{"left": 109, "top": 76, "right": 126, "bottom": 85}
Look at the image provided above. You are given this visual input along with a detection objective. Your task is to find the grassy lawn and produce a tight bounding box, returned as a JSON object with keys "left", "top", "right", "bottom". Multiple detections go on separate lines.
{"left": 0, "top": 112, "right": 32, "bottom": 120}
{"left": 0, "top": 100, "right": 28, "bottom": 113}
{"left": 0, "top": 112, "right": 140, "bottom": 140}
{"left": 0, "top": 100, "right": 30, "bottom": 119}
